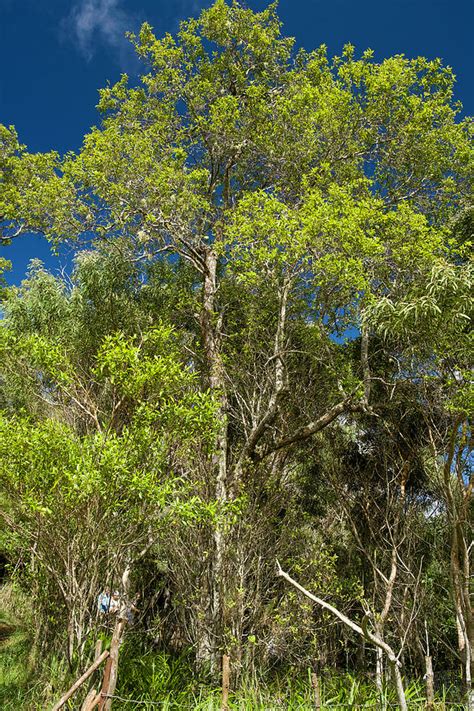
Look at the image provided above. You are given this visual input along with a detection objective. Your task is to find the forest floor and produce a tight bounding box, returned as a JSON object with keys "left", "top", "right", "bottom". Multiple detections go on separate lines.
{"left": 0, "top": 605, "right": 466, "bottom": 710}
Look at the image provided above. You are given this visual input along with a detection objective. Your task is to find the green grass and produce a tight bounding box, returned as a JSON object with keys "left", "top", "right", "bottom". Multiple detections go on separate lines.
{"left": 0, "top": 625, "right": 465, "bottom": 710}
{"left": 0, "top": 620, "right": 36, "bottom": 709}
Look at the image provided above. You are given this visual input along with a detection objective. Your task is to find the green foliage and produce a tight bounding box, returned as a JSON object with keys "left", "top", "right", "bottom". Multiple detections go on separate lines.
{"left": 0, "top": 2, "right": 472, "bottom": 705}
{"left": 0, "top": 264, "right": 218, "bottom": 662}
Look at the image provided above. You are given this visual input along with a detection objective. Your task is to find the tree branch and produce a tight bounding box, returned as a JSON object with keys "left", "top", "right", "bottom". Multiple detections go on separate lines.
{"left": 255, "top": 396, "right": 360, "bottom": 462}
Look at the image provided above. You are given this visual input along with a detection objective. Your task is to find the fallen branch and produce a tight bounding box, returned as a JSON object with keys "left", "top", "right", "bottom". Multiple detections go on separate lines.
{"left": 51, "top": 650, "right": 109, "bottom": 711}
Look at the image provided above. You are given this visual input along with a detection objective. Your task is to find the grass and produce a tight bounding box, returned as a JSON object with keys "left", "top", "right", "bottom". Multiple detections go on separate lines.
{"left": 0, "top": 609, "right": 45, "bottom": 710}
{"left": 111, "top": 641, "right": 465, "bottom": 709}
{"left": 0, "top": 621, "right": 465, "bottom": 709}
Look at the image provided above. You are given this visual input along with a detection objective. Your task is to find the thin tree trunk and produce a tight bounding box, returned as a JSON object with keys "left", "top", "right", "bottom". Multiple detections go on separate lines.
{"left": 425, "top": 655, "right": 435, "bottom": 709}
{"left": 201, "top": 247, "right": 229, "bottom": 672}
{"left": 100, "top": 616, "right": 127, "bottom": 711}
{"left": 375, "top": 645, "right": 384, "bottom": 704}
{"left": 389, "top": 661, "right": 407, "bottom": 711}
{"left": 196, "top": 582, "right": 213, "bottom": 668}
{"left": 221, "top": 653, "right": 230, "bottom": 711}
{"left": 424, "top": 620, "right": 435, "bottom": 710}
{"left": 311, "top": 665, "right": 321, "bottom": 710}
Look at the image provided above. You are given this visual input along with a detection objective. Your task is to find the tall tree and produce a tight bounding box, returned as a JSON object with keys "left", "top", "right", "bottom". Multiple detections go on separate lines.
{"left": 0, "top": 0, "right": 471, "bottom": 672}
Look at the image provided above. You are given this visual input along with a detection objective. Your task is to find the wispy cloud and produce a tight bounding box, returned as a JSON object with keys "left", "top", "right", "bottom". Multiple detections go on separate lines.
{"left": 61, "top": 0, "right": 133, "bottom": 62}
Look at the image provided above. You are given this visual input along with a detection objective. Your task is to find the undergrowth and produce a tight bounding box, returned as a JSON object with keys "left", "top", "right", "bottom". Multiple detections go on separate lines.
{"left": 0, "top": 617, "right": 465, "bottom": 709}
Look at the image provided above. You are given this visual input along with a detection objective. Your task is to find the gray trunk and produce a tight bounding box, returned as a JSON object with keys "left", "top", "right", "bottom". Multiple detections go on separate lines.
{"left": 389, "top": 661, "right": 408, "bottom": 711}
{"left": 200, "top": 247, "right": 229, "bottom": 672}
{"left": 425, "top": 655, "right": 435, "bottom": 709}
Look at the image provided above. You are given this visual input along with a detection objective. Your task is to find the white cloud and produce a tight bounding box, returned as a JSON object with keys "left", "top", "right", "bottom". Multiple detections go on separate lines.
{"left": 62, "top": 0, "right": 132, "bottom": 61}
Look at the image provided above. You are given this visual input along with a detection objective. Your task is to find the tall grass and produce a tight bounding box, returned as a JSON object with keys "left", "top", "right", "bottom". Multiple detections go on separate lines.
{"left": 0, "top": 622, "right": 465, "bottom": 709}
{"left": 112, "top": 641, "right": 464, "bottom": 709}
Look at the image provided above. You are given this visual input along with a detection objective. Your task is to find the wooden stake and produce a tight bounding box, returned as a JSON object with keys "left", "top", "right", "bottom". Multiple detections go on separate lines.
{"left": 311, "top": 666, "right": 321, "bottom": 710}
{"left": 80, "top": 688, "right": 97, "bottom": 711}
{"left": 98, "top": 656, "right": 112, "bottom": 711}
{"left": 425, "top": 655, "right": 435, "bottom": 709}
{"left": 221, "top": 653, "right": 230, "bottom": 711}
{"left": 100, "top": 615, "right": 127, "bottom": 711}
{"left": 51, "top": 650, "right": 109, "bottom": 711}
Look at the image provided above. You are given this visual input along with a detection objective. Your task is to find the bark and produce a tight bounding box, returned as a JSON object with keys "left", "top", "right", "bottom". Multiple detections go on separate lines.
{"left": 221, "top": 654, "right": 230, "bottom": 711}
{"left": 200, "top": 247, "right": 229, "bottom": 671}
{"left": 255, "top": 397, "right": 353, "bottom": 460}
{"left": 81, "top": 688, "right": 99, "bottom": 711}
{"left": 425, "top": 655, "right": 435, "bottom": 709}
{"left": 195, "top": 584, "right": 213, "bottom": 668}
{"left": 390, "top": 660, "right": 408, "bottom": 711}
{"left": 374, "top": 544, "right": 398, "bottom": 708}
{"left": 99, "top": 616, "right": 127, "bottom": 711}
{"left": 311, "top": 667, "right": 322, "bottom": 710}
{"left": 375, "top": 644, "right": 384, "bottom": 704}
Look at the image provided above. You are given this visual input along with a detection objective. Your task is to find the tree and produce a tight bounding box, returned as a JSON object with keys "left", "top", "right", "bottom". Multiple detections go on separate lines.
{"left": 0, "top": 260, "right": 217, "bottom": 667}
{"left": 367, "top": 258, "right": 473, "bottom": 706}
{"left": 0, "top": 0, "right": 472, "bottom": 677}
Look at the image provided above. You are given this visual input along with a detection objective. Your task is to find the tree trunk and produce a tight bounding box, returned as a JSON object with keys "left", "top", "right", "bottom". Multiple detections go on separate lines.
{"left": 67, "top": 614, "right": 75, "bottom": 670}
{"left": 425, "top": 655, "right": 435, "bottom": 710}
{"left": 389, "top": 661, "right": 408, "bottom": 711}
{"left": 221, "top": 653, "right": 230, "bottom": 711}
{"left": 99, "top": 615, "right": 127, "bottom": 711}
{"left": 200, "top": 247, "right": 229, "bottom": 672}
{"left": 375, "top": 645, "right": 384, "bottom": 705}
{"left": 195, "top": 584, "right": 213, "bottom": 669}
{"left": 449, "top": 506, "right": 473, "bottom": 709}
{"left": 311, "top": 666, "right": 322, "bottom": 710}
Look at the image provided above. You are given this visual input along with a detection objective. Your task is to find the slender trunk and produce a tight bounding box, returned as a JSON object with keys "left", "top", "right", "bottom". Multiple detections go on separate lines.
{"left": 374, "top": 541, "right": 397, "bottom": 709}
{"left": 466, "top": 627, "right": 474, "bottom": 711}
{"left": 221, "top": 653, "right": 230, "bottom": 711}
{"left": 424, "top": 620, "right": 435, "bottom": 710}
{"left": 67, "top": 614, "right": 75, "bottom": 670}
{"left": 375, "top": 644, "right": 384, "bottom": 704}
{"left": 195, "top": 583, "right": 213, "bottom": 668}
{"left": 425, "top": 655, "right": 435, "bottom": 709}
{"left": 448, "top": 498, "right": 473, "bottom": 708}
{"left": 389, "top": 661, "right": 408, "bottom": 711}
{"left": 100, "top": 616, "right": 127, "bottom": 711}
{"left": 100, "top": 563, "right": 135, "bottom": 710}
{"left": 200, "top": 247, "right": 229, "bottom": 672}
{"left": 311, "top": 665, "right": 322, "bottom": 711}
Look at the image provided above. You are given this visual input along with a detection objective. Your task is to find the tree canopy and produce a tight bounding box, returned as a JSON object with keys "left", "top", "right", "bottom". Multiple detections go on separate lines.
{"left": 0, "top": 2, "right": 472, "bottom": 708}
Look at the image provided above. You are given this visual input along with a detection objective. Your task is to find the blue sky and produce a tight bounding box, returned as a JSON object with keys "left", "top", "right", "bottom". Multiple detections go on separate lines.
{"left": 1, "top": 0, "right": 473, "bottom": 284}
